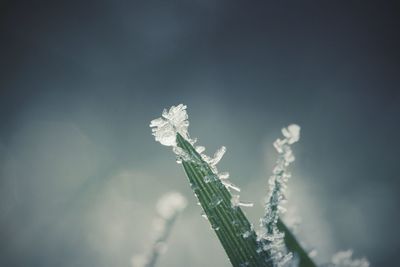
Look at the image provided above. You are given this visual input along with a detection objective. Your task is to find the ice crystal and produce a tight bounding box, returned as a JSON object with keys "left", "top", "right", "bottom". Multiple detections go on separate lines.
{"left": 210, "top": 194, "right": 223, "bottom": 208}
{"left": 195, "top": 145, "right": 205, "bottom": 153}
{"left": 150, "top": 104, "right": 241, "bottom": 193}
{"left": 329, "top": 250, "right": 370, "bottom": 267}
{"left": 282, "top": 124, "right": 300, "bottom": 144}
{"left": 242, "top": 230, "right": 252, "bottom": 238}
{"left": 204, "top": 174, "right": 219, "bottom": 183}
{"left": 218, "top": 171, "right": 230, "bottom": 179}
{"left": 258, "top": 124, "right": 301, "bottom": 267}
{"left": 150, "top": 104, "right": 190, "bottom": 146}
{"left": 210, "top": 146, "right": 226, "bottom": 166}
{"left": 173, "top": 146, "right": 193, "bottom": 163}
{"left": 211, "top": 223, "right": 220, "bottom": 231}
{"left": 221, "top": 179, "right": 241, "bottom": 192}
{"left": 231, "top": 194, "right": 254, "bottom": 208}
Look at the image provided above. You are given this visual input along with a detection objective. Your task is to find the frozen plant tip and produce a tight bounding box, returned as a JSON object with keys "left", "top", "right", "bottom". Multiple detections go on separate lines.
{"left": 150, "top": 104, "right": 191, "bottom": 146}
{"left": 132, "top": 192, "right": 187, "bottom": 267}
{"left": 150, "top": 104, "right": 369, "bottom": 267}
{"left": 150, "top": 104, "right": 269, "bottom": 267}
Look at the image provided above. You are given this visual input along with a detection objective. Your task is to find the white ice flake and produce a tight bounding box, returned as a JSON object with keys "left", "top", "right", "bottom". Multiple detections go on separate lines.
{"left": 210, "top": 146, "right": 226, "bottom": 166}
{"left": 282, "top": 124, "right": 301, "bottom": 145}
{"left": 150, "top": 104, "right": 189, "bottom": 146}
{"left": 231, "top": 194, "right": 254, "bottom": 208}
{"left": 221, "top": 180, "right": 241, "bottom": 192}
{"left": 218, "top": 172, "right": 230, "bottom": 179}
{"left": 195, "top": 146, "right": 205, "bottom": 153}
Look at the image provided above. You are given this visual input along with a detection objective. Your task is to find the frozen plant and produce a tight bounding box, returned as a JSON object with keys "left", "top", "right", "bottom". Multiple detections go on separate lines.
{"left": 258, "top": 124, "right": 301, "bottom": 267}
{"left": 150, "top": 104, "right": 271, "bottom": 266}
{"left": 149, "top": 104, "right": 369, "bottom": 267}
{"left": 132, "top": 192, "right": 187, "bottom": 267}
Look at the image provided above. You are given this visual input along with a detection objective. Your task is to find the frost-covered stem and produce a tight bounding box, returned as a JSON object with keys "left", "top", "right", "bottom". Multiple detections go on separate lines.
{"left": 132, "top": 192, "right": 187, "bottom": 267}
{"left": 257, "top": 125, "right": 316, "bottom": 267}
{"left": 150, "top": 105, "right": 319, "bottom": 267}
{"left": 177, "top": 134, "right": 273, "bottom": 267}
{"left": 258, "top": 125, "right": 300, "bottom": 266}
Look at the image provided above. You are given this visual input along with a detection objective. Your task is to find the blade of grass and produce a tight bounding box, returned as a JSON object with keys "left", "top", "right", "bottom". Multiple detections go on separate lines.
{"left": 177, "top": 133, "right": 272, "bottom": 267}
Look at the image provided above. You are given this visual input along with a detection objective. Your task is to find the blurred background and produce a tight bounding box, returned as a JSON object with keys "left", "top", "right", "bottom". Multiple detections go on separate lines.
{"left": 0, "top": 0, "right": 399, "bottom": 266}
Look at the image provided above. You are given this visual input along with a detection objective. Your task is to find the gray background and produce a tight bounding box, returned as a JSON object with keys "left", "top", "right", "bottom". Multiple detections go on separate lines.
{"left": 0, "top": 0, "right": 399, "bottom": 266}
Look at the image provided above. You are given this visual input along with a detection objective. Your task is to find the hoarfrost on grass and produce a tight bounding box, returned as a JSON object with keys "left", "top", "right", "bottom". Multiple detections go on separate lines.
{"left": 231, "top": 194, "right": 254, "bottom": 208}
{"left": 150, "top": 106, "right": 370, "bottom": 267}
{"left": 150, "top": 104, "right": 190, "bottom": 147}
{"left": 150, "top": 104, "right": 244, "bottom": 195}
{"left": 258, "top": 124, "right": 301, "bottom": 267}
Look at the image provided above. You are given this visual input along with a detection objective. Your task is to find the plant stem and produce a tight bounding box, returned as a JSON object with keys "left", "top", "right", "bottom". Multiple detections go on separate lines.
{"left": 177, "top": 133, "right": 272, "bottom": 267}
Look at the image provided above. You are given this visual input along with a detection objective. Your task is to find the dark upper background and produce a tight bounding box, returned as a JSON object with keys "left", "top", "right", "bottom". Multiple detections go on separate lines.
{"left": 0, "top": 0, "right": 399, "bottom": 266}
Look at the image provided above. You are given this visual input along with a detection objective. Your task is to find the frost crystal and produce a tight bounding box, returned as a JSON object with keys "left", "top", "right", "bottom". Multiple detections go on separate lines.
{"left": 204, "top": 174, "right": 219, "bottom": 183}
{"left": 258, "top": 124, "right": 301, "bottom": 267}
{"left": 195, "top": 145, "right": 205, "bottom": 153}
{"left": 281, "top": 124, "right": 300, "bottom": 144}
{"left": 172, "top": 147, "right": 192, "bottom": 163}
{"left": 242, "top": 230, "right": 252, "bottom": 238}
{"left": 231, "top": 194, "right": 254, "bottom": 208}
{"left": 150, "top": 104, "right": 190, "bottom": 146}
{"left": 150, "top": 104, "right": 244, "bottom": 194}
{"left": 218, "top": 172, "right": 230, "bottom": 179}
{"left": 200, "top": 146, "right": 226, "bottom": 173}
{"left": 210, "top": 194, "right": 223, "bottom": 208}
{"left": 221, "top": 180, "right": 241, "bottom": 192}
{"left": 329, "top": 250, "right": 370, "bottom": 267}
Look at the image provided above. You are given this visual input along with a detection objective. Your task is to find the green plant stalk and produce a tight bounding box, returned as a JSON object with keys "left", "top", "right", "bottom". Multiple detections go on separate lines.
{"left": 177, "top": 133, "right": 272, "bottom": 267}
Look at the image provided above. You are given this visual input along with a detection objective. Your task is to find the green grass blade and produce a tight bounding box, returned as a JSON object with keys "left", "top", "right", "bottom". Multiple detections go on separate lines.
{"left": 176, "top": 133, "right": 272, "bottom": 267}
